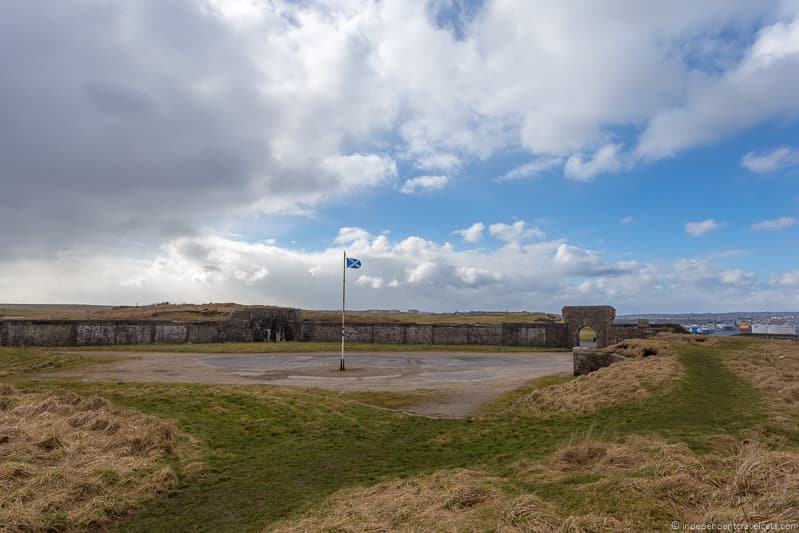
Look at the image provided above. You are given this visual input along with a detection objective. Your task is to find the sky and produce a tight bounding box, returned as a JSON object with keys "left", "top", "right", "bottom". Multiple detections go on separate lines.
{"left": 1, "top": 0, "right": 799, "bottom": 314}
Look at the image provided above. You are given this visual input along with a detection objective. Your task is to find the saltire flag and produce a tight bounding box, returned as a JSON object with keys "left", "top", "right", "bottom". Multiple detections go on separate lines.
{"left": 346, "top": 257, "right": 362, "bottom": 269}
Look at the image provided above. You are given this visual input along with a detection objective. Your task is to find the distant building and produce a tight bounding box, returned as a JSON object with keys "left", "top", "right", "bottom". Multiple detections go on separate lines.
{"left": 751, "top": 324, "right": 796, "bottom": 335}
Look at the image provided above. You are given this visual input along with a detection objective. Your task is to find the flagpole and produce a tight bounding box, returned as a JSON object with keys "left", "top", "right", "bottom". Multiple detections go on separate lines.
{"left": 340, "top": 250, "right": 346, "bottom": 371}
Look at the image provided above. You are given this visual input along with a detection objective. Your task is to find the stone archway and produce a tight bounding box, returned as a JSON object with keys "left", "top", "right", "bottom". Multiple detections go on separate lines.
{"left": 562, "top": 306, "right": 616, "bottom": 349}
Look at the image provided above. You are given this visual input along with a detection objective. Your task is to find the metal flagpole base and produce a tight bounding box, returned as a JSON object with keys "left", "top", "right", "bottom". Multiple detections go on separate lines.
{"left": 339, "top": 358, "right": 345, "bottom": 371}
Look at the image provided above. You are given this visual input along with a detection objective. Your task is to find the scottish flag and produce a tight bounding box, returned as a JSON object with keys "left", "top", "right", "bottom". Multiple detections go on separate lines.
{"left": 346, "top": 257, "right": 362, "bottom": 269}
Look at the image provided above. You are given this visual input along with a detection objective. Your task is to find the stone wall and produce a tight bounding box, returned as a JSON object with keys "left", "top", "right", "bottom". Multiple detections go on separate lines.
{"left": 745, "top": 333, "right": 799, "bottom": 342}
{"left": 562, "top": 306, "right": 616, "bottom": 348}
{"left": 0, "top": 305, "right": 687, "bottom": 348}
{"left": 572, "top": 348, "right": 626, "bottom": 376}
{"left": 295, "top": 321, "right": 568, "bottom": 347}
{"left": 0, "top": 306, "right": 301, "bottom": 347}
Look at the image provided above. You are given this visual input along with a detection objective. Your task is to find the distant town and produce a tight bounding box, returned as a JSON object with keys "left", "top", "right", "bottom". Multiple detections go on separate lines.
{"left": 617, "top": 311, "right": 799, "bottom": 335}
{"left": 319, "top": 308, "right": 799, "bottom": 336}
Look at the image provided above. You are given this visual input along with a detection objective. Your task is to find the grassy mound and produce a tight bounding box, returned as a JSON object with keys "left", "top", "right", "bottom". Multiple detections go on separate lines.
{"left": 726, "top": 341, "right": 799, "bottom": 407}
{"left": 526, "top": 436, "right": 799, "bottom": 525}
{"left": 512, "top": 335, "right": 724, "bottom": 416}
{"left": 271, "top": 468, "right": 561, "bottom": 532}
{"left": 0, "top": 385, "right": 187, "bottom": 531}
{"left": 512, "top": 355, "right": 683, "bottom": 416}
{"left": 275, "top": 435, "right": 799, "bottom": 531}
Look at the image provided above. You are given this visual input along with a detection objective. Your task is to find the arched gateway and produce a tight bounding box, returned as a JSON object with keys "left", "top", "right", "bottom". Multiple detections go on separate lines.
{"left": 562, "top": 305, "right": 616, "bottom": 349}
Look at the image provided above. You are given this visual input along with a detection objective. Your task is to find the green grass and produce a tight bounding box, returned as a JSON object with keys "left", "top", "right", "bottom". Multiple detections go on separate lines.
{"left": 58, "top": 341, "right": 565, "bottom": 353}
{"left": 336, "top": 389, "right": 452, "bottom": 410}
{"left": 3, "top": 337, "right": 788, "bottom": 531}
{"left": 474, "top": 374, "right": 573, "bottom": 418}
{"left": 0, "top": 347, "right": 96, "bottom": 377}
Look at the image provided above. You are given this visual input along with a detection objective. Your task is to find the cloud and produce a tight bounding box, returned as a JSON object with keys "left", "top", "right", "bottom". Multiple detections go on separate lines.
{"left": 5, "top": 227, "right": 796, "bottom": 312}
{"left": 637, "top": 15, "right": 799, "bottom": 158}
{"left": 415, "top": 153, "right": 461, "bottom": 172}
{"left": 488, "top": 221, "right": 545, "bottom": 242}
{"left": 399, "top": 175, "right": 449, "bottom": 194}
{"left": 685, "top": 219, "right": 724, "bottom": 237}
{"left": 718, "top": 268, "right": 755, "bottom": 286}
{"left": 1, "top": 1, "right": 797, "bottom": 259}
{"left": 619, "top": 216, "right": 635, "bottom": 225}
{"left": 355, "top": 275, "right": 384, "bottom": 289}
{"left": 496, "top": 157, "right": 562, "bottom": 182}
{"left": 751, "top": 216, "right": 797, "bottom": 231}
{"left": 741, "top": 146, "right": 799, "bottom": 173}
{"left": 564, "top": 144, "right": 624, "bottom": 181}
{"left": 771, "top": 270, "right": 799, "bottom": 287}
{"left": 453, "top": 222, "right": 485, "bottom": 243}
{"left": 3, "top": 0, "right": 799, "bottom": 312}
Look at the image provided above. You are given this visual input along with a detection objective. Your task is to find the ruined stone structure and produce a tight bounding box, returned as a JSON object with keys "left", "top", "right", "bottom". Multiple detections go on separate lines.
{"left": 562, "top": 305, "right": 616, "bottom": 348}
{"left": 0, "top": 304, "right": 684, "bottom": 348}
{"left": 572, "top": 348, "right": 626, "bottom": 376}
{"left": 295, "top": 321, "right": 568, "bottom": 347}
{"left": 0, "top": 307, "right": 301, "bottom": 347}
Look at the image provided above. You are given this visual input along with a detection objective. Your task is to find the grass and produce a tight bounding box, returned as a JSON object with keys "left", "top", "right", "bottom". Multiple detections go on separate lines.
{"left": 578, "top": 326, "right": 597, "bottom": 343}
{"left": 59, "top": 341, "right": 566, "bottom": 353}
{"left": 474, "top": 374, "right": 573, "bottom": 418}
{"left": 336, "top": 389, "right": 452, "bottom": 410}
{"left": 1, "top": 303, "right": 561, "bottom": 324}
{"left": 0, "top": 386, "right": 185, "bottom": 531}
{"left": 0, "top": 347, "right": 97, "bottom": 377}
{"left": 3, "top": 336, "right": 794, "bottom": 531}
{"left": 304, "top": 310, "right": 561, "bottom": 324}
{"left": 0, "top": 306, "right": 98, "bottom": 320}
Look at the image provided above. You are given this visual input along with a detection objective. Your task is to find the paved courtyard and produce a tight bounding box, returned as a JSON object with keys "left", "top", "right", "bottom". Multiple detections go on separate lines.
{"left": 45, "top": 350, "right": 573, "bottom": 418}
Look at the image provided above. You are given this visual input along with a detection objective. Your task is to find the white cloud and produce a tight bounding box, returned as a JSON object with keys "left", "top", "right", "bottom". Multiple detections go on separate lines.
{"left": 4, "top": 0, "right": 799, "bottom": 311}
{"left": 356, "top": 275, "right": 384, "bottom": 289}
{"left": 719, "top": 268, "right": 755, "bottom": 286}
{"left": 3, "top": 1, "right": 799, "bottom": 260}
{"left": 564, "top": 144, "right": 624, "bottom": 181}
{"left": 685, "top": 219, "right": 724, "bottom": 237}
{"left": 637, "top": 16, "right": 799, "bottom": 158}
{"left": 416, "top": 153, "right": 461, "bottom": 172}
{"left": 455, "top": 266, "right": 502, "bottom": 286}
{"left": 488, "top": 221, "right": 545, "bottom": 242}
{"left": 751, "top": 216, "right": 797, "bottom": 231}
{"left": 399, "top": 175, "right": 449, "bottom": 194}
{"left": 496, "top": 157, "right": 562, "bottom": 182}
{"left": 741, "top": 146, "right": 799, "bottom": 173}
{"left": 771, "top": 270, "right": 799, "bottom": 287}
{"left": 453, "top": 222, "right": 485, "bottom": 243}
{"left": 619, "top": 216, "right": 635, "bottom": 225}
{"left": 4, "top": 226, "right": 799, "bottom": 312}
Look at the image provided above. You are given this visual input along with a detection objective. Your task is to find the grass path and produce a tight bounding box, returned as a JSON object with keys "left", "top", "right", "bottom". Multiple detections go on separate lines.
{"left": 6, "top": 337, "right": 781, "bottom": 531}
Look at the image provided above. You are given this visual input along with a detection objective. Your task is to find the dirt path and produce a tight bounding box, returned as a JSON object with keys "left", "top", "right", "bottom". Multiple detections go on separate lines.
{"left": 42, "top": 350, "right": 572, "bottom": 418}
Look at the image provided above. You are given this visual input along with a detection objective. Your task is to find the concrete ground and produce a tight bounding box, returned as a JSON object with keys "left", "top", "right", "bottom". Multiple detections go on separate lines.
{"left": 43, "top": 350, "right": 572, "bottom": 418}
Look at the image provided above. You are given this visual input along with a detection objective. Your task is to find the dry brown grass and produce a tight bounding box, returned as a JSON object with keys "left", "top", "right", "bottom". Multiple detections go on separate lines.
{"left": 0, "top": 385, "right": 187, "bottom": 531}
{"left": 600, "top": 333, "right": 719, "bottom": 359}
{"left": 303, "top": 310, "right": 560, "bottom": 325}
{"left": 512, "top": 355, "right": 683, "bottom": 416}
{"left": 275, "top": 435, "right": 799, "bottom": 531}
{"left": 87, "top": 303, "right": 245, "bottom": 321}
{"left": 0, "top": 303, "right": 246, "bottom": 321}
{"left": 511, "top": 335, "right": 722, "bottom": 417}
{"left": 521, "top": 436, "right": 799, "bottom": 526}
{"left": 724, "top": 341, "right": 799, "bottom": 415}
{"left": 270, "top": 468, "right": 562, "bottom": 532}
